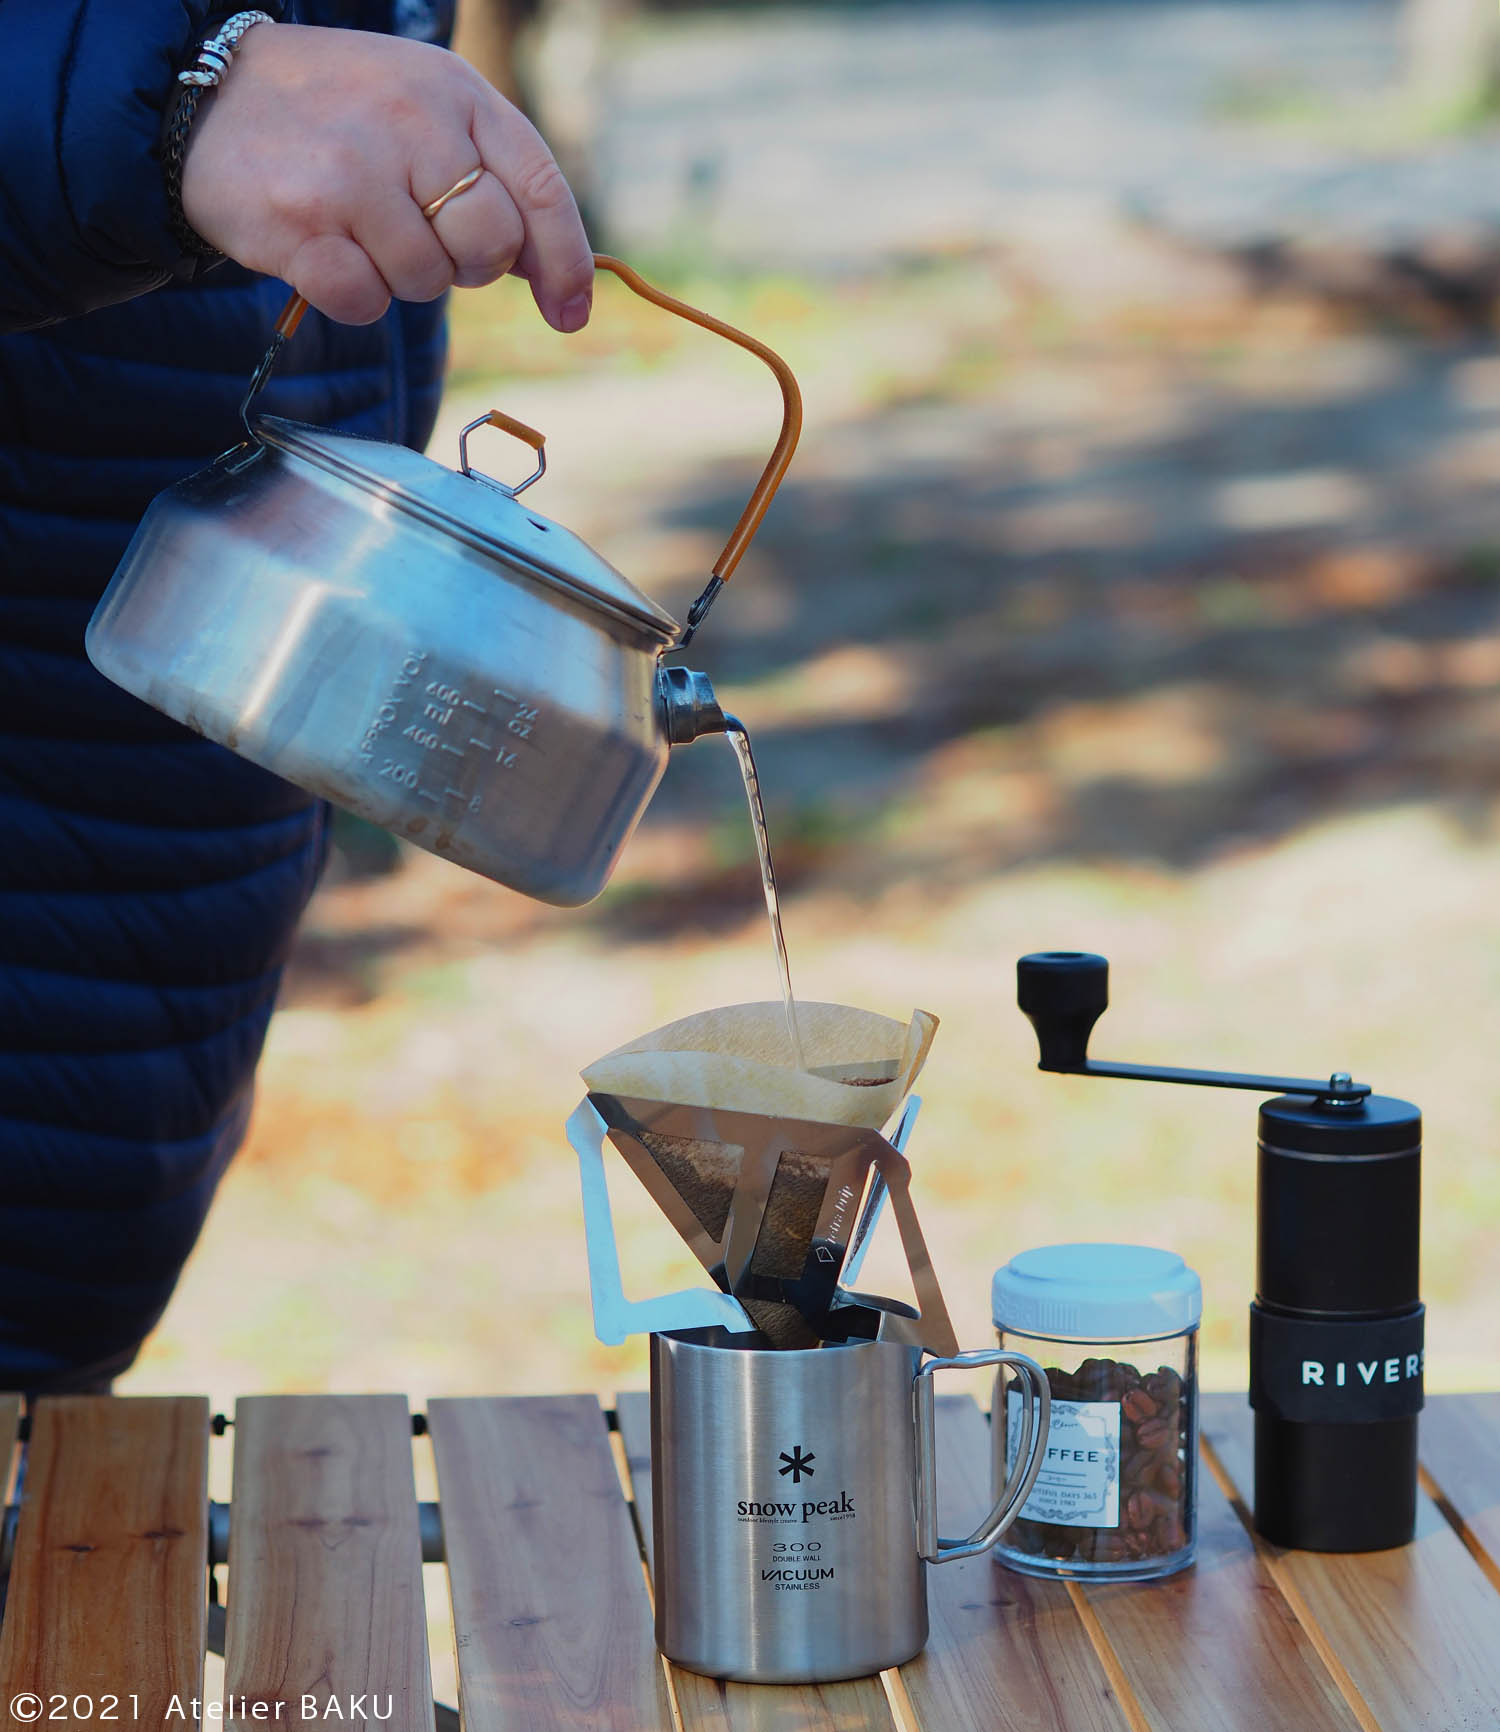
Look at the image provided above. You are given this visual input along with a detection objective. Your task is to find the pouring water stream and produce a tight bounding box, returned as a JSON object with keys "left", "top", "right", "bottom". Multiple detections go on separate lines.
{"left": 723, "top": 718, "right": 807, "bottom": 1071}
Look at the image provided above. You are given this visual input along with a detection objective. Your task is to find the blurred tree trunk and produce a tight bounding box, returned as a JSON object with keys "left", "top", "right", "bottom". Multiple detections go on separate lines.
{"left": 1401, "top": 0, "right": 1500, "bottom": 115}
{"left": 453, "top": 0, "right": 538, "bottom": 103}
{"left": 454, "top": 0, "right": 616, "bottom": 241}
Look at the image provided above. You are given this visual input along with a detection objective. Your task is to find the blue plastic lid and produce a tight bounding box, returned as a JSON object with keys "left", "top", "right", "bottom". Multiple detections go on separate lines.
{"left": 991, "top": 1242, "right": 1202, "bottom": 1342}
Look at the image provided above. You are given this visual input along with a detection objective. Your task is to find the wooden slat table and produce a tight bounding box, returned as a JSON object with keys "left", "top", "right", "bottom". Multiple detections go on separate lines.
{"left": 0, "top": 1391, "right": 1496, "bottom": 1731}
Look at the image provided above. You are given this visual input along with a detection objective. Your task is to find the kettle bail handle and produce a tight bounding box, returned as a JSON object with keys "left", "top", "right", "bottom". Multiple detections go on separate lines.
{"left": 238, "top": 293, "right": 310, "bottom": 436}
{"left": 590, "top": 255, "right": 803, "bottom": 644}
{"left": 243, "top": 260, "right": 804, "bottom": 644}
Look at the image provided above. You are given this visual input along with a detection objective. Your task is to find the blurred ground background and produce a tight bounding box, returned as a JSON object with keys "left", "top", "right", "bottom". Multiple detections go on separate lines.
{"left": 125, "top": 0, "right": 1500, "bottom": 1425}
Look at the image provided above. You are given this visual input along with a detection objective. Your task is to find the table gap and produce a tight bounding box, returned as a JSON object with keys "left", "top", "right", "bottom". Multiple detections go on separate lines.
{"left": 1061, "top": 1580, "right": 1152, "bottom": 1732}
{"left": 2, "top": 1398, "right": 22, "bottom": 1508}
{"left": 412, "top": 1427, "right": 462, "bottom": 1716}
{"left": 1416, "top": 1463, "right": 1500, "bottom": 1591}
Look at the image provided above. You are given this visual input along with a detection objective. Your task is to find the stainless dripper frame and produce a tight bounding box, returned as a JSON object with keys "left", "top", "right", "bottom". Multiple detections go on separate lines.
{"left": 1017, "top": 950, "right": 1424, "bottom": 1553}
{"left": 567, "top": 1092, "right": 958, "bottom": 1354}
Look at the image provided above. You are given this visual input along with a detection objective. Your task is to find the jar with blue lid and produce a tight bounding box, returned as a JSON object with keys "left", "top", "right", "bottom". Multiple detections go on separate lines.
{"left": 991, "top": 1242, "right": 1202, "bottom": 1580}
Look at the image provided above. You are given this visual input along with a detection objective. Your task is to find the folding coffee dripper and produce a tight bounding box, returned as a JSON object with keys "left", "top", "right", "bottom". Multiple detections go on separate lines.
{"left": 568, "top": 1091, "right": 956, "bottom": 1352}
{"left": 568, "top": 1000, "right": 957, "bottom": 1353}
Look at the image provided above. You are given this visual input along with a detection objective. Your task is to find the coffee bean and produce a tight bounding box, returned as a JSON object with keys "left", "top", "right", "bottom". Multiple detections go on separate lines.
{"left": 1122, "top": 1389, "right": 1158, "bottom": 1423}
{"left": 1039, "top": 1522, "right": 1076, "bottom": 1559}
{"left": 1122, "top": 1451, "right": 1153, "bottom": 1491}
{"left": 1147, "top": 1367, "right": 1182, "bottom": 1403}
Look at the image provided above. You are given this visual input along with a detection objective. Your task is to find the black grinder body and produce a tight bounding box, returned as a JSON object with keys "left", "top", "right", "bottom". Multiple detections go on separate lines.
{"left": 1251, "top": 1093, "right": 1424, "bottom": 1552}
{"left": 1017, "top": 950, "right": 1426, "bottom": 1555}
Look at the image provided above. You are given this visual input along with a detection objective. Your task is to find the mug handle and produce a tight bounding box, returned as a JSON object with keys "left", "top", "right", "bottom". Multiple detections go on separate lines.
{"left": 914, "top": 1349, "right": 1051, "bottom": 1565}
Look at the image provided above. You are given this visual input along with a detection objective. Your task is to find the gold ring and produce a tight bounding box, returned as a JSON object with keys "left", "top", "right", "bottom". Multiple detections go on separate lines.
{"left": 422, "top": 167, "right": 484, "bottom": 220}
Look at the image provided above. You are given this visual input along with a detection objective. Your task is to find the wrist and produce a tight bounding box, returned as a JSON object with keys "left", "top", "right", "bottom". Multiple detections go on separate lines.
{"left": 162, "top": 10, "right": 278, "bottom": 258}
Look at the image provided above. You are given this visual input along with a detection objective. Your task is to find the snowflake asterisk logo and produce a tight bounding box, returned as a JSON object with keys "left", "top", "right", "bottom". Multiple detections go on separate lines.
{"left": 778, "top": 1445, "right": 816, "bottom": 1483}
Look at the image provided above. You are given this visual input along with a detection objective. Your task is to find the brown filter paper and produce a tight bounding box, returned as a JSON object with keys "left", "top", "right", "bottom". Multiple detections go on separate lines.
{"left": 581, "top": 1001, "right": 939, "bottom": 1131}
{"left": 582, "top": 1002, "right": 949, "bottom": 1350}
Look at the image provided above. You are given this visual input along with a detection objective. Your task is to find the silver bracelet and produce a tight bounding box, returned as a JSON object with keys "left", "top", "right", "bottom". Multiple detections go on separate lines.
{"left": 177, "top": 10, "right": 275, "bottom": 88}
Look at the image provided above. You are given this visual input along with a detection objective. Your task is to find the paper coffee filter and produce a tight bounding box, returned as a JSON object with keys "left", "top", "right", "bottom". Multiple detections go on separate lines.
{"left": 581, "top": 1001, "right": 938, "bottom": 1130}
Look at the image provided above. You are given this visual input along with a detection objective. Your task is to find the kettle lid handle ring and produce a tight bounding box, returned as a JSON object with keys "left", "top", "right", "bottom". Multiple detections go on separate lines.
{"left": 458, "top": 410, "right": 547, "bottom": 497}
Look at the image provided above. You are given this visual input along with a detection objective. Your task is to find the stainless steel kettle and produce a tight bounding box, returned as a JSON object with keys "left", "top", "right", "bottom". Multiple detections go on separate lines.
{"left": 86, "top": 257, "right": 802, "bottom": 906}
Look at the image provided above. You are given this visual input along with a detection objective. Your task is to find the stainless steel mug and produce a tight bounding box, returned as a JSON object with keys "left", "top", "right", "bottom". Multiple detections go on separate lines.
{"left": 649, "top": 1327, "right": 1051, "bottom": 1683}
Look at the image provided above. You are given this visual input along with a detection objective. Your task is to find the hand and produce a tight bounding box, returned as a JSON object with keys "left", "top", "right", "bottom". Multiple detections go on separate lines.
{"left": 180, "top": 23, "right": 593, "bottom": 331}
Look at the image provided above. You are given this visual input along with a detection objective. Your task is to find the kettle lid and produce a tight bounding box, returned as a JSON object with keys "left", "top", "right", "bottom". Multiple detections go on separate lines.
{"left": 252, "top": 415, "right": 682, "bottom": 641}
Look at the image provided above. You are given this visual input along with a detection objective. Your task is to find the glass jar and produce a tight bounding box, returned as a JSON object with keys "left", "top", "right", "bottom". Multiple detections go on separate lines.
{"left": 991, "top": 1242, "right": 1201, "bottom": 1581}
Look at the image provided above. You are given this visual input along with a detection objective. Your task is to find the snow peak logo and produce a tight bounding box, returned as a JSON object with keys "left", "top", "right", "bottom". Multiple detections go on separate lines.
{"left": 737, "top": 1490, "right": 855, "bottom": 1523}
{"left": 779, "top": 1445, "right": 815, "bottom": 1483}
{"left": 738, "top": 1446, "right": 856, "bottom": 1525}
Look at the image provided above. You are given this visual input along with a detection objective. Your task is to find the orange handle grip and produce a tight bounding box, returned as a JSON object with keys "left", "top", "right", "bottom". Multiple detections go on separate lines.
{"left": 276, "top": 294, "right": 310, "bottom": 340}
{"left": 479, "top": 408, "right": 544, "bottom": 451}
{"left": 590, "top": 254, "right": 803, "bottom": 584}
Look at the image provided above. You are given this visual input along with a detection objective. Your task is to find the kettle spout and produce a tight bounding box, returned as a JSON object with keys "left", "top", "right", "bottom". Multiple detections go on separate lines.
{"left": 659, "top": 666, "right": 727, "bottom": 744}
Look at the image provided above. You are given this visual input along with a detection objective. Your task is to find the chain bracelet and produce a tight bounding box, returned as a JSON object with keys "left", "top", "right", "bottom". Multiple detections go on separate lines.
{"left": 163, "top": 10, "right": 276, "bottom": 258}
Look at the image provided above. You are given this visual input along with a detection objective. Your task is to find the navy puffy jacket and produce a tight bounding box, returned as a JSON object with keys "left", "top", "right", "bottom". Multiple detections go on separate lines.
{"left": 0, "top": 0, "right": 455, "bottom": 1389}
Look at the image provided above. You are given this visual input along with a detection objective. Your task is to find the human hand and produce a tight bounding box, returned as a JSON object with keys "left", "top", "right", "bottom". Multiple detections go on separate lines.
{"left": 179, "top": 22, "right": 593, "bottom": 331}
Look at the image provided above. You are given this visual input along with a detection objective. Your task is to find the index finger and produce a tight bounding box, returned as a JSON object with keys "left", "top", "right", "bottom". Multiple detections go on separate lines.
{"left": 468, "top": 93, "right": 593, "bottom": 331}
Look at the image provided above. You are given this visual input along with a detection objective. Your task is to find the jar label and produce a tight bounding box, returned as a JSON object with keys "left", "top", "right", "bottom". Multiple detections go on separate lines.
{"left": 1006, "top": 1392, "right": 1121, "bottom": 1528}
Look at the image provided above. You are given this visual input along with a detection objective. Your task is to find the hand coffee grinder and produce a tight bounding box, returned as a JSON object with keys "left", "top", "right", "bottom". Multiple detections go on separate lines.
{"left": 1016, "top": 951, "right": 1424, "bottom": 1552}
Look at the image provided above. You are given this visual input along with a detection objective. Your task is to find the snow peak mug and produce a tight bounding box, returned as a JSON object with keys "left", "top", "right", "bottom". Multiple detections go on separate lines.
{"left": 648, "top": 1326, "right": 1051, "bottom": 1683}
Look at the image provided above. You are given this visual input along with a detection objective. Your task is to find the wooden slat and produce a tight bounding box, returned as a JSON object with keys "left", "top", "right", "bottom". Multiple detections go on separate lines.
{"left": 0, "top": 1396, "right": 208, "bottom": 1732}
{"left": 428, "top": 1396, "right": 668, "bottom": 1732}
{"left": 1078, "top": 1410, "right": 1362, "bottom": 1731}
{"left": 615, "top": 1392, "right": 893, "bottom": 1732}
{"left": 225, "top": 1395, "right": 433, "bottom": 1732}
{"left": 1202, "top": 1393, "right": 1500, "bottom": 1731}
{"left": 899, "top": 1397, "right": 1130, "bottom": 1732}
{"left": 1419, "top": 1392, "right": 1500, "bottom": 1586}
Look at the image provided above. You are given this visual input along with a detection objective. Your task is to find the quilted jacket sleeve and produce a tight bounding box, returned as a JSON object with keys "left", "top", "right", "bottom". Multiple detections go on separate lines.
{"left": 0, "top": 1, "right": 287, "bottom": 333}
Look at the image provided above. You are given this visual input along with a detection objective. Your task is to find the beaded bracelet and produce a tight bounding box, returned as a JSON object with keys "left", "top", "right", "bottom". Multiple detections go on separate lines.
{"left": 163, "top": 11, "right": 276, "bottom": 258}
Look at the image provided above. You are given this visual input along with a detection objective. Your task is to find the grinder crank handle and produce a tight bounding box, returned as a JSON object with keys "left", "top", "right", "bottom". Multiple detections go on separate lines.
{"left": 242, "top": 257, "right": 804, "bottom": 646}
{"left": 1017, "top": 951, "right": 1370, "bottom": 1103}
